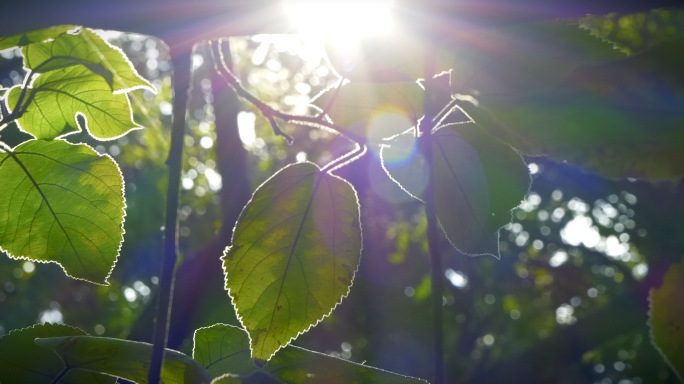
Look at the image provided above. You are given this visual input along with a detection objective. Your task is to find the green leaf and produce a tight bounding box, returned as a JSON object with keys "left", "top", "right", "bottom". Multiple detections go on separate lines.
{"left": 0, "top": 25, "right": 76, "bottom": 51}
{"left": 193, "top": 323, "right": 258, "bottom": 378}
{"left": 0, "top": 139, "right": 125, "bottom": 284}
{"left": 0, "top": 323, "right": 115, "bottom": 384}
{"left": 313, "top": 81, "right": 422, "bottom": 140}
{"left": 649, "top": 260, "right": 684, "bottom": 381}
{"left": 448, "top": 21, "right": 624, "bottom": 96}
{"left": 222, "top": 162, "right": 362, "bottom": 361}
{"left": 266, "top": 345, "right": 429, "bottom": 384}
{"left": 23, "top": 28, "right": 153, "bottom": 93}
{"left": 7, "top": 65, "right": 141, "bottom": 140}
{"left": 458, "top": 38, "right": 684, "bottom": 180}
{"left": 35, "top": 335, "right": 212, "bottom": 384}
{"left": 211, "top": 374, "right": 247, "bottom": 384}
{"left": 325, "top": 21, "right": 621, "bottom": 87}
{"left": 193, "top": 324, "right": 427, "bottom": 384}
{"left": 381, "top": 124, "right": 529, "bottom": 256}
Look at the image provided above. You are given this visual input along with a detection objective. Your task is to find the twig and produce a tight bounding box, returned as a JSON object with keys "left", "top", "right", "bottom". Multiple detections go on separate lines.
{"left": 148, "top": 47, "right": 191, "bottom": 384}
{"left": 209, "top": 39, "right": 368, "bottom": 147}
{"left": 421, "top": 41, "right": 446, "bottom": 384}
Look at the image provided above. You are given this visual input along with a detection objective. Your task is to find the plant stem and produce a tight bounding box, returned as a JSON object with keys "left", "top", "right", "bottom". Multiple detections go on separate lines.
{"left": 421, "top": 39, "right": 445, "bottom": 384}
{"left": 422, "top": 134, "right": 445, "bottom": 384}
{"left": 148, "top": 46, "right": 191, "bottom": 384}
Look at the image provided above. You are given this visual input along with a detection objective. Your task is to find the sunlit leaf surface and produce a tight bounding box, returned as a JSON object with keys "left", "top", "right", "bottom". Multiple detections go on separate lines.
{"left": 222, "top": 162, "right": 362, "bottom": 361}
{"left": 23, "top": 28, "right": 153, "bottom": 93}
{"left": 35, "top": 335, "right": 212, "bottom": 384}
{"left": 459, "top": 39, "right": 684, "bottom": 180}
{"left": 649, "top": 260, "right": 684, "bottom": 381}
{"left": 0, "top": 323, "right": 114, "bottom": 384}
{"left": 7, "top": 65, "right": 141, "bottom": 140}
{"left": 0, "top": 140, "right": 124, "bottom": 284}
{"left": 382, "top": 124, "right": 529, "bottom": 256}
{"left": 193, "top": 324, "right": 428, "bottom": 383}
{"left": 0, "top": 25, "right": 76, "bottom": 51}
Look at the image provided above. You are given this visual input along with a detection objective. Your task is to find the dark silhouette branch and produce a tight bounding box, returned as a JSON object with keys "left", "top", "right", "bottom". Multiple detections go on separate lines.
{"left": 148, "top": 45, "right": 191, "bottom": 384}
{"left": 209, "top": 39, "right": 368, "bottom": 147}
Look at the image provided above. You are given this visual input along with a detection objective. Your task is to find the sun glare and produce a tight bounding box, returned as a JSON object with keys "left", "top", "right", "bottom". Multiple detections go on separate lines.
{"left": 283, "top": 0, "right": 395, "bottom": 40}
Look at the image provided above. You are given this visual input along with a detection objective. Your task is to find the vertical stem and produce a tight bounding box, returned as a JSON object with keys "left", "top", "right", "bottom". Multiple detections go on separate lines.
{"left": 423, "top": 135, "right": 445, "bottom": 384}
{"left": 421, "top": 37, "right": 445, "bottom": 384}
{"left": 148, "top": 46, "right": 191, "bottom": 384}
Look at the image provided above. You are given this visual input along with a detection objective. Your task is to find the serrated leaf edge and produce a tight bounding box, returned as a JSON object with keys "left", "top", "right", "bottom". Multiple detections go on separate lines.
{"left": 0, "top": 140, "right": 126, "bottom": 285}
{"left": 221, "top": 161, "right": 363, "bottom": 362}
{"left": 6, "top": 77, "right": 143, "bottom": 141}
{"left": 647, "top": 273, "right": 684, "bottom": 382}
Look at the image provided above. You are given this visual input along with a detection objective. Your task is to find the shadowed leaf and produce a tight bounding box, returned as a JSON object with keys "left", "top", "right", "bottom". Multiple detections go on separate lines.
{"left": 267, "top": 345, "right": 429, "bottom": 384}
{"left": 0, "top": 140, "right": 124, "bottom": 284}
{"left": 0, "top": 25, "right": 76, "bottom": 51}
{"left": 0, "top": 323, "right": 114, "bottom": 384}
{"left": 382, "top": 124, "right": 529, "bottom": 256}
{"left": 7, "top": 65, "right": 141, "bottom": 140}
{"left": 193, "top": 324, "right": 427, "bottom": 384}
{"left": 448, "top": 21, "right": 624, "bottom": 96}
{"left": 431, "top": 125, "right": 529, "bottom": 256}
{"left": 35, "top": 335, "right": 212, "bottom": 384}
{"left": 649, "top": 260, "right": 684, "bottom": 381}
{"left": 458, "top": 38, "right": 684, "bottom": 180}
{"left": 222, "top": 162, "right": 362, "bottom": 361}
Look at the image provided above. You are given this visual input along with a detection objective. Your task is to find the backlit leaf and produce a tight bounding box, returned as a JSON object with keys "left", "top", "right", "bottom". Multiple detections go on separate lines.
{"left": 448, "top": 20, "right": 624, "bottom": 96}
{"left": 649, "top": 260, "right": 684, "bottom": 381}
{"left": 325, "top": 21, "right": 621, "bottom": 88}
{"left": 0, "top": 139, "right": 125, "bottom": 284}
{"left": 193, "top": 324, "right": 428, "bottom": 383}
{"left": 381, "top": 124, "right": 529, "bottom": 256}
{"left": 35, "top": 335, "right": 212, "bottom": 384}
{"left": 211, "top": 374, "right": 246, "bottom": 384}
{"left": 193, "top": 323, "right": 257, "bottom": 378}
{"left": 7, "top": 65, "right": 141, "bottom": 140}
{"left": 313, "top": 81, "right": 422, "bottom": 140}
{"left": 222, "top": 162, "right": 362, "bottom": 361}
{"left": 0, "top": 25, "right": 76, "bottom": 51}
{"left": 458, "top": 38, "right": 684, "bottom": 179}
{"left": 23, "top": 28, "right": 153, "bottom": 93}
{"left": 267, "top": 345, "right": 428, "bottom": 384}
{"left": 0, "top": 323, "right": 114, "bottom": 384}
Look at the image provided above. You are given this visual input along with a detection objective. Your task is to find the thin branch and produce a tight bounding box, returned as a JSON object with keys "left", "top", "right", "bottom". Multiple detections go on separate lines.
{"left": 0, "top": 71, "right": 37, "bottom": 129}
{"left": 148, "top": 47, "right": 191, "bottom": 384}
{"left": 321, "top": 143, "right": 368, "bottom": 174}
{"left": 422, "top": 39, "right": 446, "bottom": 384}
{"left": 209, "top": 39, "right": 368, "bottom": 147}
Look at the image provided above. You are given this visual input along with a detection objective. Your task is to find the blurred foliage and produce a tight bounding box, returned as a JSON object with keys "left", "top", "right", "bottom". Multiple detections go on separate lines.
{"left": 582, "top": 9, "right": 684, "bottom": 53}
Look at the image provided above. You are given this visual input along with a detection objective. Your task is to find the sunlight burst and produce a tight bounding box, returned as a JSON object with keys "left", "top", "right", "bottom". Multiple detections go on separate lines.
{"left": 283, "top": 0, "right": 395, "bottom": 40}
